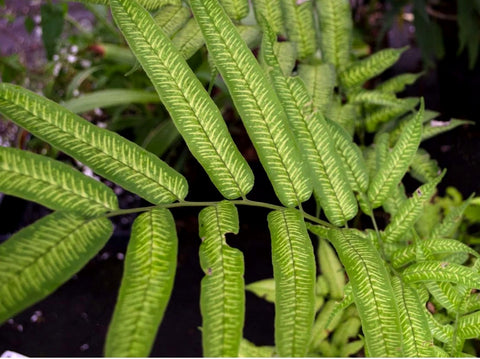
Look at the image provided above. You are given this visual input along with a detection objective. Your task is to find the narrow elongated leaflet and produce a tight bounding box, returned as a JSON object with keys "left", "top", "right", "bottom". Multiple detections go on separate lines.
{"left": 199, "top": 201, "right": 244, "bottom": 357}
{"left": 376, "top": 72, "right": 423, "bottom": 94}
{"left": 392, "top": 277, "right": 435, "bottom": 357}
{"left": 458, "top": 310, "right": 480, "bottom": 339}
{"left": 279, "top": 0, "right": 316, "bottom": 59}
{"left": 218, "top": 0, "right": 249, "bottom": 20}
{"left": 78, "top": 0, "right": 180, "bottom": 9}
{"left": 153, "top": 4, "right": 191, "bottom": 37}
{"left": 111, "top": 0, "right": 254, "bottom": 200}
{"left": 315, "top": 0, "right": 352, "bottom": 71}
{"left": 0, "top": 83, "right": 187, "bottom": 204}
{"left": 261, "top": 24, "right": 356, "bottom": 224}
{"left": 329, "top": 229, "right": 403, "bottom": 357}
{"left": 430, "top": 195, "right": 473, "bottom": 238}
{"left": 190, "top": 0, "right": 312, "bottom": 207}
{"left": 402, "top": 261, "right": 480, "bottom": 288}
{"left": 268, "top": 209, "right": 315, "bottom": 357}
{"left": 0, "top": 146, "right": 118, "bottom": 216}
{"left": 251, "top": 0, "right": 285, "bottom": 34}
{"left": 368, "top": 102, "right": 423, "bottom": 208}
{"left": 297, "top": 63, "right": 336, "bottom": 115}
{"left": 318, "top": 238, "right": 345, "bottom": 299}
{"left": 0, "top": 213, "right": 112, "bottom": 324}
{"left": 105, "top": 209, "right": 177, "bottom": 357}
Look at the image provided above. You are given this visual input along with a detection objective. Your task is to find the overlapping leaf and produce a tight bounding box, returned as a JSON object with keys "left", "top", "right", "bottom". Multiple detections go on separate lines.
{"left": 268, "top": 209, "right": 315, "bottom": 357}
{"left": 0, "top": 83, "right": 187, "bottom": 204}
{"left": 402, "top": 261, "right": 480, "bottom": 288}
{"left": 0, "top": 212, "right": 113, "bottom": 324}
{"left": 105, "top": 209, "right": 177, "bottom": 357}
{"left": 218, "top": 0, "right": 249, "bottom": 20}
{"left": 376, "top": 72, "right": 423, "bottom": 94}
{"left": 111, "top": 0, "right": 254, "bottom": 200}
{"left": 251, "top": 0, "right": 285, "bottom": 34}
{"left": 153, "top": 4, "right": 190, "bottom": 37}
{"left": 76, "top": 0, "right": 180, "bottom": 9}
{"left": 297, "top": 63, "right": 336, "bottom": 115}
{"left": 0, "top": 146, "right": 117, "bottom": 216}
{"left": 190, "top": 0, "right": 312, "bottom": 207}
{"left": 199, "top": 201, "right": 244, "bottom": 357}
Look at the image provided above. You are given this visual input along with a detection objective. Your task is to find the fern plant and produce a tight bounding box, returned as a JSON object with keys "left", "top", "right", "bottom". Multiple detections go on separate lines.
{"left": 0, "top": 0, "right": 479, "bottom": 357}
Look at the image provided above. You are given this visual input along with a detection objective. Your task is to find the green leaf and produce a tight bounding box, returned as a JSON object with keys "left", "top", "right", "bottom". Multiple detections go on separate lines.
{"left": 268, "top": 209, "right": 316, "bottom": 357}
{"left": 367, "top": 102, "right": 423, "bottom": 208}
{"left": 383, "top": 174, "right": 443, "bottom": 244}
{"left": 422, "top": 118, "right": 474, "bottom": 142}
{"left": 0, "top": 212, "right": 113, "bottom": 324}
{"left": 246, "top": 278, "right": 275, "bottom": 303}
{"left": 297, "top": 63, "right": 336, "bottom": 115}
{"left": 252, "top": 0, "right": 285, "bottom": 34}
{"left": 0, "top": 83, "right": 187, "bottom": 204}
{"left": 431, "top": 195, "right": 474, "bottom": 238}
{"left": 239, "top": 338, "right": 276, "bottom": 357}
{"left": 153, "top": 4, "right": 190, "bottom": 37}
{"left": 376, "top": 72, "right": 423, "bottom": 94}
{"left": 349, "top": 90, "right": 407, "bottom": 107}
{"left": 279, "top": 0, "right": 317, "bottom": 59}
{"left": 111, "top": 0, "right": 254, "bottom": 200}
{"left": 340, "top": 47, "right": 407, "bottom": 89}
{"left": 402, "top": 261, "right": 480, "bottom": 288}
{"left": 426, "top": 281, "right": 463, "bottom": 314}
{"left": 315, "top": 0, "right": 353, "bottom": 71}
{"left": 458, "top": 311, "right": 480, "bottom": 339}
{"left": 77, "top": 0, "right": 181, "bottom": 9}
{"left": 365, "top": 97, "right": 419, "bottom": 133}
{"left": 171, "top": 18, "right": 205, "bottom": 59}
{"left": 62, "top": 89, "right": 161, "bottom": 113}
{"left": 191, "top": 0, "right": 312, "bottom": 207}
{"left": 410, "top": 149, "right": 441, "bottom": 183}
{"left": 318, "top": 238, "right": 345, "bottom": 299}
{"left": 309, "top": 299, "right": 345, "bottom": 352}
{"left": 40, "top": 3, "right": 66, "bottom": 60}
{"left": 261, "top": 25, "right": 355, "bottom": 224}
{"left": 218, "top": 0, "right": 249, "bottom": 20}
{"left": 0, "top": 147, "right": 117, "bottom": 216}
{"left": 199, "top": 201, "right": 244, "bottom": 357}
{"left": 392, "top": 277, "right": 435, "bottom": 357}
{"left": 105, "top": 208, "right": 177, "bottom": 357}
{"left": 329, "top": 229, "right": 402, "bottom": 357}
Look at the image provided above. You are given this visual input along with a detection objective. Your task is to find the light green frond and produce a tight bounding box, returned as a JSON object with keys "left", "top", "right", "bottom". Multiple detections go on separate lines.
{"left": 364, "top": 97, "right": 419, "bottom": 132}
{"left": 268, "top": 209, "right": 316, "bottom": 357}
{"left": 279, "top": 0, "right": 316, "bottom": 59}
{"left": 261, "top": 25, "right": 355, "bottom": 224}
{"left": 171, "top": 18, "right": 205, "bottom": 59}
{"left": 430, "top": 195, "right": 473, "bottom": 238}
{"left": 153, "top": 4, "right": 191, "bottom": 37}
{"left": 383, "top": 174, "right": 443, "bottom": 244}
{"left": 0, "top": 83, "right": 187, "bottom": 204}
{"left": 199, "top": 201, "right": 244, "bottom": 357}
{"left": 392, "top": 277, "right": 435, "bottom": 357}
{"left": 367, "top": 104, "right": 423, "bottom": 208}
{"left": 191, "top": 0, "right": 312, "bottom": 207}
{"left": 382, "top": 182, "right": 407, "bottom": 217}
{"left": 425, "top": 312, "right": 454, "bottom": 343}
{"left": 426, "top": 281, "right": 463, "bottom": 314}
{"left": 457, "top": 311, "right": 480, "bottom": 339}
{"left": 376, "top": 72, "right": 423, "bottom": 94}
{"left": 75, "top": 0, "right": 180, "bottom": 9}
{"left": 386, "top": 107, "right": 438, "bottom": 145}
{"left": 464, "top": 293, "right": 480, "bottom": 313}
{"left": 297, "top": 63, "right": 336, "bottom": 115}
{"left": 218, "top": 0, "right": 249, "bottom": 20}
{"left": 252, "top": 0, "right": 285, "bottom": 34}
{"left": 274, "top": 41, "right": 297, "bottom": 76}
{"left": 62, "top": 89, "right": 161, "bottom": 114}
{"left": 0, "top": 212, "right": 112, "bottom": 324}
{"left": 309, "top": 299, "right": 345, "bottom": 352}
{"left": 105, "top": 209, "right": 177, "bottom": 357}
{"left": 318, "top": 238, "right": 345, "bottom": 299}
{"left": 111, "top": 0, "right": 254, "bottom": 200}
{"left": 339, "top": 47, "right": 407, "bottom": 89}
{"left": 0, "top": 147, "right": 117, "bottom": 216}
{"left": 246, "top": 278, "right": 275, "bottom": 303}
{"left": 432, "top": 345, "right": 450, "bottom": 357}
{"left": 239, "top": 338, "right": 276, "bottom": 357}
{"left": 422, "top": 118, "right": 474, "bottom": 142}
{"left": 402, "top": 261, "right": 480, "bottom": 288}
{"left": 326, "top": 119, "right": 369, "bottom": 193}
{"left": 332, "top": 316, "right": 362, "bottom": 347}
{"left": 410, "top": 149, "right": 441, "bottom": 183}
{"left": 329, "top": 229, "right": 402, "bottom": 357}
{"left": 329, "top": 101, "right": 357, "bottom": 136}
{"left": 392, "top": 238, "right": 479, "bottom": 269}
{"left": 349, "top": 90, "right": 406, "bottom": 107}
{"left": 315, "top": 0, "right": 352, "bottom": 71}
{"left": 324, "top": 284, "right": 354, "bottom": 330}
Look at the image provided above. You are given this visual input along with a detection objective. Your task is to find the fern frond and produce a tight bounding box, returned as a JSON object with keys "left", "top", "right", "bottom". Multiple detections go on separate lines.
{"left": 422, "top": 119, "right": 474, "bottom": 142}
{"left": 426, "top": 282, "right": 463, "bottom": 314}
{"left": 246, "top": 278, "right": 275, "bottom": 303}
{"left": 0, "top": 213, "right": 112, "bottom": 324}
{"left": 0, "top": 147, "right": 117, "bottom": 216}
{"left": 297, "top": 63, "right": 336, "bottom": 115}
{"left": 199, "top": 201, "right": 244, "bottom": 357}
{"left": 273, "top": 41, "right": 297, "bottom": 76}
{"left": 367, "top": 103, "right": 423, "bottom": 208}
{"left": 329, "top": 101, "right": 357, "bottom": 136}
{"left": 339, "top": 47, "right": 407, "bottom": 89}
{"left": 191, "top": 0, "right": 312, "bottom": 207}
{"left": 279, "top": 0, "right": 316, "bottom": 59}
{"left": 218, "top": 0, "right": 249, "bottom": 20}
{"left": 105, "top": 209, "right": 177, "bottom": 357}
{"left": 171, "top": 18, "right": 205, "bottom": 59}
{"left": 410, "top": 149, "right": 441, "bottom": 183}
{"left": 329, "top": 229, "right": 402, "bottom": 357}
{"left": 315, "top": 0, "right": 352, "bottom": 71}
{"left": 425, "top": 312, "right": 454, "bottom": 343}
{"left": 0, "top": 83, "right": 187, "bottom": 204}
{"left": 376, "top": 72, "right": 423, "bottom": 94}
{"left": 268, "top": 209, "right": 316, "bottom": 357}
{"left": 318, "top": 238, "right": 345, "bottom": 299}
{"left": 364, "top": 97, "right": 419, "bottom": 132}
{"left": 153, "top": 4, "right": 190, "bottom": 37}
{"left": 252, "top": 0, "right": 285, "bottom": 34}
{"left": 392, "top": 277, "right": 435, "bottom": 357}
{"left": 239, "top": 339, "right": 276, "bottom": 357}
{"left": 383, "top": 174, "right": 443, "bottom": 244}
{"left": 430, "top": 195, "right": 473, "bottom": 238}
{"left": 402, "top": 261, "right": 480, "bottom": 288}
{"left": 309, "top": 299, "right": 345, "bottom": 351}
{"left": 111, "top": 0, "right": 254, "bottom": 200}
{"left": 349, "top": 90, "right": 406, "bottom": 107}
{"left": 74, "top": 0, "right": 180, "bottom": 9}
